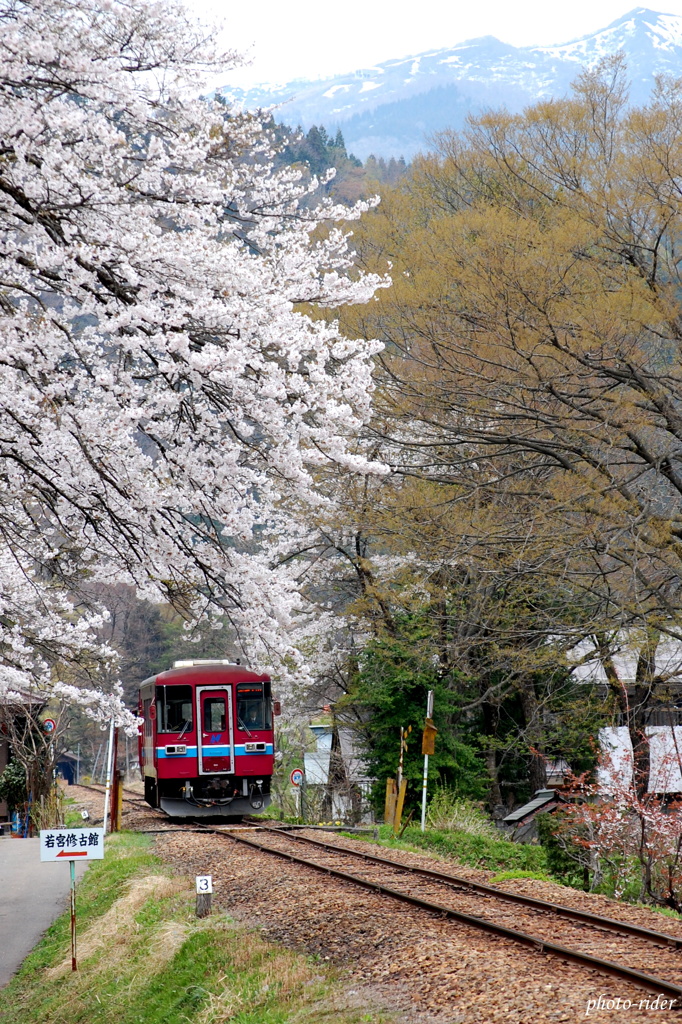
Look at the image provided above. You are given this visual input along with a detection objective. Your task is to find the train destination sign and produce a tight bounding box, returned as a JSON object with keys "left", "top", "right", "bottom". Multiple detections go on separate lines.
{"left": 40, "top": 828, "right": 105, "bottom": 861}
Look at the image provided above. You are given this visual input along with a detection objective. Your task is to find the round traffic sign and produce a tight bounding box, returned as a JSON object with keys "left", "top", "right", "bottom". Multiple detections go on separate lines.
{"left": 290, "top": 768, "right": 304, "bottom": 787}
{"left": 42, "top": 718, "right": 56, "bottom": 734}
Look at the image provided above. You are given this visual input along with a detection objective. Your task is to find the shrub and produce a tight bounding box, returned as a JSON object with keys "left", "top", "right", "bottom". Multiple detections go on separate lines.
{"left": 427, "top": 788, "right": 496, "bottom": 837}
{"left": 536, "top": 811, "right": 588, "bottom": 889}
{"left": 0, "top": 760, "right": 27, "bottom": 811}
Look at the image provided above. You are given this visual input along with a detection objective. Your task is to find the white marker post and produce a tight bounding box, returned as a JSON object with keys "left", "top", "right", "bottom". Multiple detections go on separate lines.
{"left": 40, "top": 828, "right": 105, "bottom": 970}
{"left": 102, "top": 718, "right": 115, "bottom": 834}
{"left": 420, "top": 690, "right": 435, "bottom": 833}
{"left": 195, "top": 874, "right": 213, "bottom": 918}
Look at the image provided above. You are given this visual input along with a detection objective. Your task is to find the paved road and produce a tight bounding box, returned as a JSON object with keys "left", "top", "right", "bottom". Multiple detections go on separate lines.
{"left": 0, "top": 837, "right": 89, "bottom": 987}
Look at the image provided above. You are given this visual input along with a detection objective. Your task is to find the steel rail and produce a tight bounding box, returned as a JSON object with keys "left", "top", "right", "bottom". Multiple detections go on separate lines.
{"left": 215, "top": 826, "right": 682, "bottom": 1004}
{"left": 254, "top": 825, "right": 682, "bottom": 950}
{"left": 76, "top": 782, "right": 146, "bottom": 801}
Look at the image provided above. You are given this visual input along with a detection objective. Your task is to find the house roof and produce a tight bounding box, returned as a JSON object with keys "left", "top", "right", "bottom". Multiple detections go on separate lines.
{"left": 502, "top": 789, "right": 559, "bottom": 824}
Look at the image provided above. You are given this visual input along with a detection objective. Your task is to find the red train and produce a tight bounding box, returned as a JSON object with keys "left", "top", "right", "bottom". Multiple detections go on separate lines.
{"left": 138, "top": 660, "right": 278, "bottom": 818}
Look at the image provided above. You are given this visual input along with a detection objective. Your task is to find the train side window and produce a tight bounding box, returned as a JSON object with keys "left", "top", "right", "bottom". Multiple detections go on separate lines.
{"left": 204, "top": 697, "right": 226, "bottom": 732}
{"left": 156, "top": 685, "right": 193, "bottom": 734}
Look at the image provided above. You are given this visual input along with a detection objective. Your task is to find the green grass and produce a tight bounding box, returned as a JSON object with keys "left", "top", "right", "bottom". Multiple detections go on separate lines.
{"left": 0, "top": 831, "right": 393, "bottom": 1024}
{"left": 63, "top": 796, "right": 89, "bottom": 828}
{"left": 489, "top": 870, "right": 552, "bottom": 883}
{"left": 350, "top": 822, "right": 548, "bottom": 873}
{"left": 12, "top": 832, "right": 159, "bottom": 975}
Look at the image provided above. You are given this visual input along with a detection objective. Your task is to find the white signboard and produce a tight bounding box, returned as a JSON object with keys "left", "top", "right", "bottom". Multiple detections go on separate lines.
{"left": 40, "top": 828, "right": 105, "bottom": 862}
{"left": 196, "top": 875, "right": 213, "bottom": 894}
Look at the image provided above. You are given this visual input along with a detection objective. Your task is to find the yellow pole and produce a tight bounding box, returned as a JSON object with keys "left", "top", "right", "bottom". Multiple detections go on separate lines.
{"left": 393, "top": 778, "right": 407, "bottom": 835}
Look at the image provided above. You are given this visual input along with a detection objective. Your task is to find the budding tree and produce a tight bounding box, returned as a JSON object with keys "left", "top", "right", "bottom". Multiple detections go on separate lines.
{"left": 333, "top": 57, "right": 682, "bottom": 802}
{"left": 549, "top": 749, "right": 682, "bottom": 909}
{"left": 0, "top": 0, "right": 386, "bottom": 725}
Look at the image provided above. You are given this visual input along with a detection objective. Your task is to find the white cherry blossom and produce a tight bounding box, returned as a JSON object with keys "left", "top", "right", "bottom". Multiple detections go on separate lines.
{"left": 0, "top": 0, "right": 388, "bottom": 717}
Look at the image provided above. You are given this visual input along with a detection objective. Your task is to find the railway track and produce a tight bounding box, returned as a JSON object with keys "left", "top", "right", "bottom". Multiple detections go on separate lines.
{"left": 196, "top": 822, "right": 682, "bottom": 1005}
{"left": 71, "top": 781, "right": 151, "bottom": 818}
{"left": 76, "top": 782, "right": 147, "bottom": 803}
{"left": 73, "top": 787, "right": 682, "bottom": 1006}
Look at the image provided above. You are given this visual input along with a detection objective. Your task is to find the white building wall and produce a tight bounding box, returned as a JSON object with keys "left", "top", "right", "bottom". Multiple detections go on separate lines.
{"left": 599, "top": 726, "right": 682, "bottom": 793}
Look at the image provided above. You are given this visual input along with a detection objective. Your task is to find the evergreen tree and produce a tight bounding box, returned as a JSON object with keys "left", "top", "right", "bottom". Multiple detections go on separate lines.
{"left": 304, "top": 125, "right": 329, "bottom": 175}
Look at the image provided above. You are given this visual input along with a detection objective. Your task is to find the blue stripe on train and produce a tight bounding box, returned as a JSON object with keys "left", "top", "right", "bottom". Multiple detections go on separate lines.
{"left": 156, "top": 744, "right": 274, "bottom": 758}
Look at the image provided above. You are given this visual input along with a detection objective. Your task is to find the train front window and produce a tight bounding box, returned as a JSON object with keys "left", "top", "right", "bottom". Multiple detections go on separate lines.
{"left": 204, "top": 697, "right": 226, "bottom": 732}
{"left": 156, "top": 685, "right": 193, "bottom": 734}
{"left": 237, "top": 684, "right": 272, "bottom": 731}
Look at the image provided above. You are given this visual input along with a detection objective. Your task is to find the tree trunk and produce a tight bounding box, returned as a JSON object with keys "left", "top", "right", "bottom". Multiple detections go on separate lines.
{"left": 597, "top": 631, "right": 657, "bottom": 800}
{"left": 517, "top": 677, "right": 547, "bottom": 794}
{"left": 481, "top": 701, "right": 504, "bottom": 814}
{"left": 630, "top": 632, "right": 659, "bottom": 801}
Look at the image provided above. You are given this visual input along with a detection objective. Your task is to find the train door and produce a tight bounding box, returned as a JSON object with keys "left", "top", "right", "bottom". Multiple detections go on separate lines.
{"left": 143, "top": 697, "right": 155, "bottom": 768}
{"left": 139, "top": 683, "right": 156, "bottom": 775}
{"left": 196, "top": 686, "right": 234, "bottom": 775}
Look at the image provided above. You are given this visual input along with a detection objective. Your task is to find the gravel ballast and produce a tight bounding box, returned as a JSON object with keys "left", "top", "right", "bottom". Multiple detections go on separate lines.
{"left": 68, "top": 787, "right": 682, "bottom": 1022}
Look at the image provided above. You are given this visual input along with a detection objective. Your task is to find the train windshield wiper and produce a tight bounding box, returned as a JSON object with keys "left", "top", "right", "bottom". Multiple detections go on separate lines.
{"left": 177, "top": 719, "right": 191, "bottom": 741}
{"left": 238, "top": 716, "right": 253, "bottom": 738}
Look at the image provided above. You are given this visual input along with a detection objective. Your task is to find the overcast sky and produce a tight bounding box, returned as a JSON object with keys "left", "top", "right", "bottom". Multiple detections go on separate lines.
{"left": 187, "top": 2, "right": 682, "bottom": 89}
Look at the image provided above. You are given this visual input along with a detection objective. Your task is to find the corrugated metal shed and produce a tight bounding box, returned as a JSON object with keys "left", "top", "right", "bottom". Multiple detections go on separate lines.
{"left": 304, "top": 724, "right": 372, "bottom": 786}
{"left": 502, "top": 789, "right": 559, "bottom": 824}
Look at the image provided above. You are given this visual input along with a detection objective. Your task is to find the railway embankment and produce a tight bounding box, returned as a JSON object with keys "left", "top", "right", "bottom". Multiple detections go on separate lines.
{"left": 7, "top": 786, "right": 682, "bottom": 1022}
{"left": 0, "top": 830, "right": 396, "bottom": 1024}
{"left": 156, "top": 823, "right": 682, "bottom": 1023}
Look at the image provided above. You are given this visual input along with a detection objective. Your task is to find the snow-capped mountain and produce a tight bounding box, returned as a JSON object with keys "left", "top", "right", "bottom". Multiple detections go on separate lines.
{"left": 221, "top": 9, "right": 682, "bottom": 159}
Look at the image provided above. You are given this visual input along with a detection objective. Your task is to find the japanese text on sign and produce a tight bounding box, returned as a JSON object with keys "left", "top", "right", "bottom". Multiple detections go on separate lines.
{"left": 40, "top": 828, "right": 105, "bottom": 861}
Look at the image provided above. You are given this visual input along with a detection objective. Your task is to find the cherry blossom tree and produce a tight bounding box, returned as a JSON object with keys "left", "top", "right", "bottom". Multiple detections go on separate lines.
{"left": 549, "top": 747, "right": 682, "bottom": 908}
{"left": 0, "top": 0, "right": 387, "bottom": 725}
